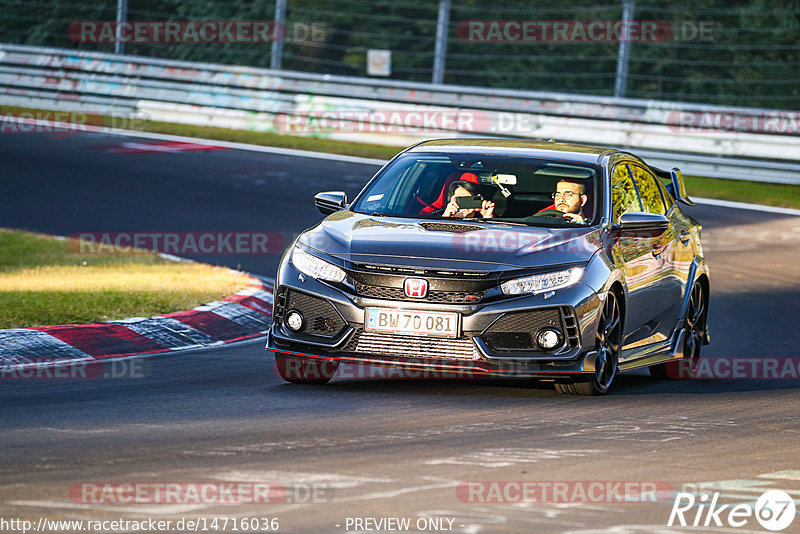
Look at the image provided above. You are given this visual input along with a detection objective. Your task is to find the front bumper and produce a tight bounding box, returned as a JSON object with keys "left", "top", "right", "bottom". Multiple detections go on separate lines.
{"left": 267, "top": 332, "right": 599, "bottom": 378}
{"left": 265, "top": 262, "right": 605, "bottom": 378}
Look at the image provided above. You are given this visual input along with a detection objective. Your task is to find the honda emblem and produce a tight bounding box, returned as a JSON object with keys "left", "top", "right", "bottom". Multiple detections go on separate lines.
{"left": 404, "top": 278, "right": 428, "bottom": 298}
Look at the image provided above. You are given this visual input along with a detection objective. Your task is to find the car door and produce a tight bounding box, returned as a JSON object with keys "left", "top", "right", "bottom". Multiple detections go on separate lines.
{"left": 653, "top": 175, "right": 694, "bottom": 336}
{"left": 627, "top": 163, "right": 675, "bottom": 341}
{"left": 610, "top": 162, "right": 663, "bottom": 348}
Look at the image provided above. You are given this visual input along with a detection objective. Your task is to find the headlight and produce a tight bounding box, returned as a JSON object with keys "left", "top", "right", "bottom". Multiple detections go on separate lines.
{"left": 291, "top": 247, "right": 346, "bottom": 283}
{"left": 500, "top": 267, "right": 583, "bottom": 295}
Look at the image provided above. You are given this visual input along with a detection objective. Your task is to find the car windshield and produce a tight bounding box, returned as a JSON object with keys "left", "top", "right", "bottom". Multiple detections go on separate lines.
{"left": 351, "top": 153, "right": 603, "bottom": 227}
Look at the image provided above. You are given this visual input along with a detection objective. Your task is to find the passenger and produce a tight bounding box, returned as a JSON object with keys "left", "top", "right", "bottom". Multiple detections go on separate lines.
{"left": 442, "top": 180, "right": 495, "bottom": 219}
{"left": 549, "top": 179, "right": 588, "bottom": 223}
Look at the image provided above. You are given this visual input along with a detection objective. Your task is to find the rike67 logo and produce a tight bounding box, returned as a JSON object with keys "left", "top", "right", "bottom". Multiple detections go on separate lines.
{"left": 668, "top": 490, "right": 796, "bottom": 531}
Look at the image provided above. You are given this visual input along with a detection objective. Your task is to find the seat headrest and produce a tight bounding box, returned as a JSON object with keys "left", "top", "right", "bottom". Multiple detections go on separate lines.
{"left": 460, "top": 172, "right": 479, "bottom": 183}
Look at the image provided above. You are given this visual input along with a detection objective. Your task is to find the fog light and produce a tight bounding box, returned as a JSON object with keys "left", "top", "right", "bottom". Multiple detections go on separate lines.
{"left": 286, "top": 311, "right": 304, "bottom": 331}
{"left": 536, "top": 328, "right": 561, "bottom": 350}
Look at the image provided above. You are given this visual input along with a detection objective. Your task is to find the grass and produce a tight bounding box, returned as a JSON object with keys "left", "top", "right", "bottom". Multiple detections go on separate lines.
{"left": 3, "top": 105, "right": 800, "bottom": 209}
{"left": 0, "top": 229, "right": 251, "bottom": 329}
{"left": 683, "top": 175, "right": 800, "bottom": 210}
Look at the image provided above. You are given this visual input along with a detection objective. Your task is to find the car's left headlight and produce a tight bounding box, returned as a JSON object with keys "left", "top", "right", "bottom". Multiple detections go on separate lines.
{"left": 291, "top": 247, "right": 346, "bottom": 283}
{"left": 500, "top": 267, "right": 584, "bottom": 295}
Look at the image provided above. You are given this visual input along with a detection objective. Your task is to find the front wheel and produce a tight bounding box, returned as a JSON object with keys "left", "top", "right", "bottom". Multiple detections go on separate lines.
{"left": 275, "top": 354, "right": 339, "bottom": 384}
{"left": 556, "top": 290, "right": 622, "bottom": 396}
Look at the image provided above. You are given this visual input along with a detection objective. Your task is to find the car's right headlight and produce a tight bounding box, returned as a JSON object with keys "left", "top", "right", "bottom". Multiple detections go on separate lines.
{"left": 500, "top": 267, "right": 583, "bottom": 295}
{"left": 291, "top": 247, "right": 346, "bottom": 283}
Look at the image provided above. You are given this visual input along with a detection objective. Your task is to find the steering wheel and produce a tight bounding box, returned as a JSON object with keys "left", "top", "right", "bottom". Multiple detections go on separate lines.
{"left": 530, "top": 209, "right": 567, "bottom": 218}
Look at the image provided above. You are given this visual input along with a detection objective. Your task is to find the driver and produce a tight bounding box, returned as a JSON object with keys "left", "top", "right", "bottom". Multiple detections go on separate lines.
{"left": 548, "top": 179, "right": 588, "bottom": 223}
{"left": 442, "top": 180, "right": 495, "bottom": 218}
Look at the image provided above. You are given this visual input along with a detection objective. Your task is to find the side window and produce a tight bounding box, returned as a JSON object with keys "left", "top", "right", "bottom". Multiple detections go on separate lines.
{"left": 359, "top": 159, "right": 421, "bottom": 214}
{"left": 611, "top": 164, "right": 641, "bottom": 221}
{"left": 629, "top": 165, "right": 666, "bottom": 215}
{"left": 655, "top": 178, "right": 674, "bottom": 213}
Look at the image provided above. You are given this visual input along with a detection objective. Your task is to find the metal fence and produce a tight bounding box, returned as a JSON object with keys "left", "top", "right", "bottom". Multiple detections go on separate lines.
{"left": 1, "top": 0, "right": 798, "bottom": 110}
{"left": 2, "top": 43, "right": 800, "bottom": 184}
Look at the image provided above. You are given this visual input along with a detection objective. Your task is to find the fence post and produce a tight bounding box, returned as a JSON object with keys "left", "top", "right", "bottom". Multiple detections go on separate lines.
{"left": 115, "top": 0, "right": 128, "bottom": 55}
{"left": 614, "top": 0, "right": 635, "bottom": 98}
{"left": 432, "top": 0, "right": 451, "bottom": 84}
{"left": 271, "top": 0, "right": 287, "bottom": 70}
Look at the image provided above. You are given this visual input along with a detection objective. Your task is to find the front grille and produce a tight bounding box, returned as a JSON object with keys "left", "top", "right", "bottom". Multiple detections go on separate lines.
{"left": 284, "top": 290, "right": 347, "bottom": 338}
{"left": 482, "top": 307, "right": 577, "bottom": 352}
{"left": 354, "top": 281, "right": 485, "bottom": 304}
{"left": 419, "top": 222, "right": 484, "bottom": 233}
{"left": 343, "top": 329, "right": 480, "bottom": 360}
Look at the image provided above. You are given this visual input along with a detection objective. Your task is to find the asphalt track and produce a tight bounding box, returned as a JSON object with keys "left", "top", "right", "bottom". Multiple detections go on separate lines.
{"left": 2, "top": 130, "right": 800, "bottom": 533}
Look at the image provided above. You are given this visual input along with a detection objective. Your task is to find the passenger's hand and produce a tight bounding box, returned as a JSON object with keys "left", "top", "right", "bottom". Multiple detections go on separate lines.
{"left": 443, "top": 198, "right": 460, "bottom": 217}
{"left": 480, "top": 200, "right": 495, "bottom": 218}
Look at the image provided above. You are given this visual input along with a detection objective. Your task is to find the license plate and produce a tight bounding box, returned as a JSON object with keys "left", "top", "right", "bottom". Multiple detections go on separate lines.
{"left": 365, "top": 308, "right": 459, "bottom": 338}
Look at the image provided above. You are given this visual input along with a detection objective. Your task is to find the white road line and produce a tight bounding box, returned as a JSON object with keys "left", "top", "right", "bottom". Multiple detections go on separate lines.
{"left": 12, "top": 118, "right": 387, "bottom": 166}
{"left": 693, "top": 197, "right": 800, "bottom": 217}
{"left": 208, "top": 470, "right": 393, "bottom": 488}
{"left": 99, "top": 127, "right": 388, "bottom": 165}
{"left": 758, "top": 470, "right": 800, "bottom": 481}
{"left": 7, "top": 500, "right": 207, "bottom": 515}
{"left": 425, "top": 448, "right": 601, "bottom": 467}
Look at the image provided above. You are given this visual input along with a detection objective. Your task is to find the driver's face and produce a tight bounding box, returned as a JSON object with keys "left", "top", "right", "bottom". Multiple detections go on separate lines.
{"left": 451, "top": 186, "right": 471, "bottom": 200}
{"left": 554, "top": 182, "right": 584, "bottom": 214}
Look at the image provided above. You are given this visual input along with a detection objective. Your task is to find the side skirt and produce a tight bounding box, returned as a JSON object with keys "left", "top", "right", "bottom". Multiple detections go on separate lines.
{"left": 618, "top": 328, "right": 686, "bottom": 372}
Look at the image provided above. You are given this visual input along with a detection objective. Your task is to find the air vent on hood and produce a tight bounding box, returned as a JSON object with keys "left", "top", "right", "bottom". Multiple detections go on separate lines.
{"left": 351, "top": 263, "right": 488, "bottom": 278}
{"left": 419, "top": 222, "right": 484, "bottom": 233}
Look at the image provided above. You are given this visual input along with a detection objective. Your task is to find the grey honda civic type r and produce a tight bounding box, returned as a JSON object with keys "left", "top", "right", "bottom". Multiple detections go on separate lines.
{"left": 266, "top": 139, "right": 710, "bottom": 395}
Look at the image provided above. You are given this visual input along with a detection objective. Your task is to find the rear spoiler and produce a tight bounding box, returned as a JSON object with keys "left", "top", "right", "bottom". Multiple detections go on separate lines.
{"left": 653, "top": 166, "right": 694, "bottom": 206}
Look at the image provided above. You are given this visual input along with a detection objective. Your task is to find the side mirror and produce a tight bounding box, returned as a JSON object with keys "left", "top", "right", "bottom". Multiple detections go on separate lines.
{"left": 668, "top": 168, "right": 695, "bottom": 206}
{"left": 614, "top": 212, "right": 669, "bottom": 237}
{"left": 314, "top": 191, "right": 347, "bottom": 215}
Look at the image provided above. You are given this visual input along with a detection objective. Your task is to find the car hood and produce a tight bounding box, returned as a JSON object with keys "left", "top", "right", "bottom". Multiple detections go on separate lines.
{"left": 297, "top": 211, "right": 602, "bottom": 272}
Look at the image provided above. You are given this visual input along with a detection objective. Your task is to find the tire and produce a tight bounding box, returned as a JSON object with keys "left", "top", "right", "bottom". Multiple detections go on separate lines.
{"left": 649, "top": 280, "right": 707, "bottom": 380}
{"left": 275, "top": 354, "right": 339, "bottom": 384}
{"left": 556, "top": 290, "right": 622, "bottom": 396}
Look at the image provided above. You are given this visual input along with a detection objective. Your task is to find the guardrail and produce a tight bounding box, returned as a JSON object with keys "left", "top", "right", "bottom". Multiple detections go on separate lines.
{"left": 1, "top": 43, "right": 799, "bottom": 184}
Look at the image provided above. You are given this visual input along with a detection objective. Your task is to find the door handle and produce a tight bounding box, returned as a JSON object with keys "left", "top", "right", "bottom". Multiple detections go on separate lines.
{"left": 652, "top": 243, "right": 668, "bottom": 258}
